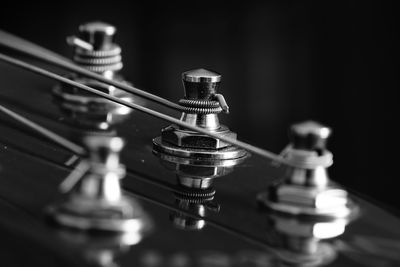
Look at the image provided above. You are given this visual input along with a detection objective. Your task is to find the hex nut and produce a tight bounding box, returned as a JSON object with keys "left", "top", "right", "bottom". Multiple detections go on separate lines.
{"left": 161, "top": 125, "right": 237, "bottom": 149}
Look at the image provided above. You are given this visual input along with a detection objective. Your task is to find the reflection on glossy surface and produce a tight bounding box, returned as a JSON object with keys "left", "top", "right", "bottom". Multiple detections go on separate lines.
{"left": 55, "top": 229, "right": 139, "bottom": 267}
{"left": 171, "top": 186, "right": 220, "bottom": 231}
{"left": 265, "top": 213, "right": 352, "bottom": 266}
{"left": 337, "top": 235, "right": 400, "bottom": 266}
{"left": 138, "top": 250, "right": 279, "bottom": 267}
{"left": 154, "top": 151, "right": 248, "bottom": 190}
{"left": 154, "top": 148, "right": 247, "bottom": 231}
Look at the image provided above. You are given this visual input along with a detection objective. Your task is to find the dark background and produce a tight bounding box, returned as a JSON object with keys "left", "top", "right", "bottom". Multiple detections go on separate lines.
{"left": 0, "top": 1, "right": 398, "bottom": 209}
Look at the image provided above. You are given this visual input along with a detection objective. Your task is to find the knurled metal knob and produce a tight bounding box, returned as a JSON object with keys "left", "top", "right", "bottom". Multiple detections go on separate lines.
{"left": 79, "top": 21, "right": 116, "bottom": 51}
{"left": 67, "top": 21, "right": 123, "bottom": 74}
{"left": 179, "top": 68, "right": 228, "bottom": 115}
{"left": 289, "top": 121, "right": 332, "bottom": 151}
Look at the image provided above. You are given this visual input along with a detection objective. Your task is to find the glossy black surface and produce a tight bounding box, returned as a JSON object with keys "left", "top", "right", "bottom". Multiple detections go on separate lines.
{"left": 1, "top": 60, "right": 400, "bottom": 266}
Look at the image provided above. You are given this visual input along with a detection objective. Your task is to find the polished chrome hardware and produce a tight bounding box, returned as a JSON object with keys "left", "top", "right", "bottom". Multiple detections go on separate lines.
{"left": 153, "top": 68, "right": 247, "bottom": 160}
{"left": 53, "top": 22, "right": 135, "bottom": 130}
{"left": 171, "top": 186, "right": 220, "bottom": 231}
{"left": 47, "top": 136, "right": 150, "bottom": 234}
{"left": 266, "top": 213, "right": 348, "bottom": 266}
{"left": 69, "top": 21, "right": 122, "bottom": 76}
{"left": 258, "top": 121, "right": 359, "bottom": 219}
{"left": 154, "top": 143, "right": 246, "bottom": 230}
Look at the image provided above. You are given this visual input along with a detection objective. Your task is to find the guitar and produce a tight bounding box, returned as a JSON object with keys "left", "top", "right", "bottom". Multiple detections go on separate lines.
{"left": 0, "top": 21, "right": 399, "bottom": 267}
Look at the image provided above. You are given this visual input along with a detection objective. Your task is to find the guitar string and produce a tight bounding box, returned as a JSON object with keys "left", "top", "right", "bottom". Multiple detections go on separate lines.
{"left": 0, "top": 29, "right": 182, "bottom": 111}
{"left": 0, "top": 30, "right": 342, "bottom": 259}
{"left": 126, "top": 190, "right": 280, "bottom": 254}
{"left": 0, "top": 52, "right": 286, "bottom": 165}
{"left": 1, "top": 140, "right": 278, "bottom": 254}
{"left": 0, "top": 104, "right": 86, "bottom": 155}
{"left": 0, "top": 107, "right": 190, "bottom": 194}
{"left": 0, "top": 30, "right": 288, "bottom": 165}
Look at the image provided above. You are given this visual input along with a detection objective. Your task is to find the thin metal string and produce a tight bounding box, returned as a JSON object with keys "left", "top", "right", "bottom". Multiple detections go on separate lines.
{"left": 0, "top": 104, "right": 86, "bottom": 155}
{"left": 0, "top": 139, "right": 279, "bottom": 255}
{"left": 0, "top": 29, "right": 182, "bottom": 111}
{"left": 0, "top": 53, "right": 286, "bottom": 165}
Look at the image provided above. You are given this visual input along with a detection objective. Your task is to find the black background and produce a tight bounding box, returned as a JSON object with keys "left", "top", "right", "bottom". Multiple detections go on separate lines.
{"left": 0, "top": 1, "right": 398, "bottom": 209}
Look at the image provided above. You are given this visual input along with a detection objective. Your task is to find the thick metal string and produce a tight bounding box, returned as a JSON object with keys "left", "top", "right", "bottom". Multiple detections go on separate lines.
{"left": 0, "top": 53, "right": 286, "bottom": 165}
{"left": 0, "top": 29, "right": 182, "bottom": 111}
